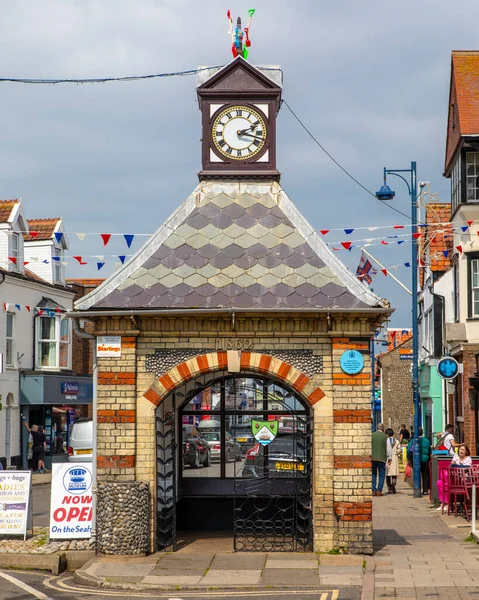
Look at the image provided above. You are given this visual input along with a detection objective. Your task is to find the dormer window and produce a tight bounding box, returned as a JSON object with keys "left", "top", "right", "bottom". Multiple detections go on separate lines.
{"left": 11, "top": 233, "right": 19, "bottom": 270}
{"left": 53, "top": 248, "right": 62, "bottom": 283}
{"left": 466, "top": 152, "right": 479, "bottom": 201}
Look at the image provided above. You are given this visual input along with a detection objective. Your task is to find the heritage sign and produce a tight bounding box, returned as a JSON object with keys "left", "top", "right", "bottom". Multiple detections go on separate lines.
{"left": 437, "top": 356, "right": 459, "bottom": 380}
{"left": 49, "top": 463, "right": 92, "bottom": 539}
{"left": 339, "top": 350, "right": 364, "bottom": 375}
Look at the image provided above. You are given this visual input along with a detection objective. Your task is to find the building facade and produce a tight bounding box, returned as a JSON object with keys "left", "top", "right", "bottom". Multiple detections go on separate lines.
{"left": 73, "top": 58, "right": 392, "bottom": 555}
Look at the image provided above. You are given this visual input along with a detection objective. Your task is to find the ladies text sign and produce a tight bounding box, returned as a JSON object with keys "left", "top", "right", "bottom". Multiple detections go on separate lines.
{"left": 0, "top": 471, "right": 31, "bottom": 540}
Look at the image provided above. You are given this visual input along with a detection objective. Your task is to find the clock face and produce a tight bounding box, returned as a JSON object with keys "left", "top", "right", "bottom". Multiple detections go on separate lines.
{"left": 212, "top": 106, "right": 267, "bottom": 160}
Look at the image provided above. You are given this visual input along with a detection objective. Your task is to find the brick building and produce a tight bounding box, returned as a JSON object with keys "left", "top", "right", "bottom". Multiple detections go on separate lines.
{"left": 72, "top": 59, "right": 392, "bottom": 555}
{"left": 377, "top": 338, "right": 413, "bottom": 437}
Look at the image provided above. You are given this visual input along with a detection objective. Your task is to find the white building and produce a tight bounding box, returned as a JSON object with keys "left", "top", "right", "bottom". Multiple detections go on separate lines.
{"left": 0, "top": 200, "right": 91, "bottom": 468}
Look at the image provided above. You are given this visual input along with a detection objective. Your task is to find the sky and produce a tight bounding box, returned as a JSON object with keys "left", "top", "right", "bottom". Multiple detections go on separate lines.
{"left": 0, "top": 0, "right": 473, "bottom": 326}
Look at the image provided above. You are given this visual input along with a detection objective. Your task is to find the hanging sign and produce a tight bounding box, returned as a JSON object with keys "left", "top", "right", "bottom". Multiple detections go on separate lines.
{"left": 437, "top": 357, "right": 459, "bottom": 380}
{"left": 0, "top": 471, "right": 31, "bottom": 540}
{"left": 339, "top": 350, "right": 364, "bottom": 374}
{"left": 252, "top": 420, "right": 278, "bottom": 446}
{"left": 96, "top": 336, "right": 122, "bottom": 358}
{"left": 49, "top": 463, "right": 92, "bottom": 539}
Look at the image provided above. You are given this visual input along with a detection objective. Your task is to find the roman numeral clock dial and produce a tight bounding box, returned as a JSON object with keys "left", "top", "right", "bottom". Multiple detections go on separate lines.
{"left": 212, "top": 106, "right": 267, "bottom": 160}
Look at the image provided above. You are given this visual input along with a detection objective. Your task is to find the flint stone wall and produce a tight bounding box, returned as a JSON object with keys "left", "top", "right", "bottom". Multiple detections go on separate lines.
{"left": 97, "top": 481, "right": 149, "bottom": 554}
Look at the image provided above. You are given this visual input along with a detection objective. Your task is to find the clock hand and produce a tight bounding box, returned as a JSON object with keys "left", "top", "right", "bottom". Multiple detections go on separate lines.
{"left": 238, "top": 132, "right": 263, "bottom": 140}
{"left": 237, "top": 125, "right": 256, "bottom": 135}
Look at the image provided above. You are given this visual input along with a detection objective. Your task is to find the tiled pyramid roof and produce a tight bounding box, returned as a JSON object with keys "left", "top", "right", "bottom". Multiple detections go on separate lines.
{"left": 76, "top": 182, "right": 387, "bottom": 312}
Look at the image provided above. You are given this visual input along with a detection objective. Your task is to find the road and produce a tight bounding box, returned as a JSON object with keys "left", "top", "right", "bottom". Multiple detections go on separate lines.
{"left": 32, "top": 483, "right": 50, "bottom": 528}
{"left": 0, "top": 570, "right": 360, "bottom": 600}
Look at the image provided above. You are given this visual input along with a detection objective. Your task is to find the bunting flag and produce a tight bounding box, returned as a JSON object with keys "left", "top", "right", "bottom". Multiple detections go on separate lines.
{"left": 456, "top": 245, "right": 463, "bottom": 255}
{"left": 119, "top": 255, "right": 126, "bottom": 264}
{"left": 412, "top": 232, "right": 422, "bottom": 239}
{"left": 394, "top": 225, "right": 404, "bottom": 229}
{"left": 76, "top": 233, "right": 86, "bottom": 240}
{"left": 468, "top": 220, "right": 474, "bottom": 226}
{"left": 461, "top": 226, "right": 469, "bottom": 232}
{"left": 344, "top": 229, "right": 354, "bottom": 235}
{"left": 355, "top": 251, "right": 377, "bottom": 285}
{"left": 8, "top": 257, "right": 17, "bottom": 265}
{"left": 29, "top": 231, "right": 39, "bottom": 238}
{"left": 97, "top": 262, "right": 105, "bottom": 270}
{"left": 101, "top": 234, "right": 111, "bottom": 246}
{"left": 320, "top": 230, "right": 330, "bottom": 235}
{"left": 123, "top": 234, "right": 135, "bottom": 248}
{"left": 54, "top": 232, "right": 64, "bottom": 243}
{"left": 2, "top": 303, "right": 67, "bottom": 315}
{"left": 381, "top": 269, "right": 388, "bottom": 276}
{"left": 341, "top": 241, "right": 352, "bottom": 250}
{"left": 73, "top": 256, "right": 88, "bottom": 265}
{"left": 443, "top": 250, "right": 449, "bottom": 258}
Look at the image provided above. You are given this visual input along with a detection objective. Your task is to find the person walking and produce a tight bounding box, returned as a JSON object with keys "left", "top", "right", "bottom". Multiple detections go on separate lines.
{"left": 406, "top": 427, "right": 432, "bottom": 494}
{"left": 372, "top": 423, "right": 388, "bottom": 496}
{"left": 385, "top": 428, "right": 400, "bottom": 494}
{"left": 436, "top": 424, "right": 461, "bottom": 456}
{"left": 23, "top": 421, "right": 46, "bottom": 473}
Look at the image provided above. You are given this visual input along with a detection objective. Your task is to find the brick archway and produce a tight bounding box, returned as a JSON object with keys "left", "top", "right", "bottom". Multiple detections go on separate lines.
{"left": 142, "top": 351, "right": 325, "bottom": 408}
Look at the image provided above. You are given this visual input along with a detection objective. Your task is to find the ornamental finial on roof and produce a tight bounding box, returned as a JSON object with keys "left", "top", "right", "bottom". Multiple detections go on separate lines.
{"left": 227, "top": 9, "right": 255, "bottom": 59}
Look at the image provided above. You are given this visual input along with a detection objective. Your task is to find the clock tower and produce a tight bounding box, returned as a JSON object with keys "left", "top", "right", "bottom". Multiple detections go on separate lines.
{"left": 197, "top": 57, "right": 282, "bottom": 181}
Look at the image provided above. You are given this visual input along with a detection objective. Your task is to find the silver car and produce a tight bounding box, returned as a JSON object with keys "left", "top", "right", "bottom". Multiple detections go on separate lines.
{"left": 201, "top": 431, "right": 241, "bottom": 462}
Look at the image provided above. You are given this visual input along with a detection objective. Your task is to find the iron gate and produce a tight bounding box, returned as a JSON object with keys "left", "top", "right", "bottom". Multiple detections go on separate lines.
{"left": 157, "top": 373, "right": 313, "bottom": 552}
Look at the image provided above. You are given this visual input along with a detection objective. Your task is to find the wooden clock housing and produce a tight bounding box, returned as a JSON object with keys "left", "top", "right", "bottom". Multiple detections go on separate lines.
{"left": 197, "top": 57, "right": 282, "bottom": 181}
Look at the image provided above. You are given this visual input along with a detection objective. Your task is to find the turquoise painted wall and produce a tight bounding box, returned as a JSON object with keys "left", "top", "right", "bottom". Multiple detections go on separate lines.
{"left": 419, "top": 364, "right": 444, "bottom": 436}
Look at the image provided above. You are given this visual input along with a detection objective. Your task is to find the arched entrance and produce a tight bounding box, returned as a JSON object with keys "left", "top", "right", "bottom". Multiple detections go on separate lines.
{"left": 156, "top": 371, "right": 313, "bottom": 552}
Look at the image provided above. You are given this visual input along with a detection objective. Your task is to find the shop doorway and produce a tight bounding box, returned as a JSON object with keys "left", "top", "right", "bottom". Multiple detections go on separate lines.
{"left": 5, "top": 394, "right": 13, "bottom": 468}
{"left": 156, "top": 372, "right": 313, "bottom": 552}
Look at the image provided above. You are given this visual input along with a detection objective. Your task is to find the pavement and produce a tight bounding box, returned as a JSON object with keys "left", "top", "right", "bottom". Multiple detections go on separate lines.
{"left": 373, "top": 478, "right": 479, "bottom": 598}
{"left": 75, "top": 549, "right": 365, "bottom": 591}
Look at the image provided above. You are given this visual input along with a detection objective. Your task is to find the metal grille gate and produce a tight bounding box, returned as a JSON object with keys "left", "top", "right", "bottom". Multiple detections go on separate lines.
{"left": 156, "top": 400, "right": 176, "bottom": 551}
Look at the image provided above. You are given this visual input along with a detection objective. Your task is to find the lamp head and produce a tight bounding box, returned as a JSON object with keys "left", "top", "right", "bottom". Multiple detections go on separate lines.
{"left": 376, "top": 184, "right": 396, "bottom": 201}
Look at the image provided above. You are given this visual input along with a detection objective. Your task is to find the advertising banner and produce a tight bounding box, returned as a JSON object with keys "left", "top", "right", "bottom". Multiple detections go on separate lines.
{"left": 0, "top": 471, "right": 31, "bottom": 540}
{"left": 96, "top": 336, "right": 121, "bottom": 358}
{"left": 49, "top": 463, "right": 92, "bottom": 539}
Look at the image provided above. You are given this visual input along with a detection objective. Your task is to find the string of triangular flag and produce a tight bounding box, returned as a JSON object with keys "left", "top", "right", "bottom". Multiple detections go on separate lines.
{"left": 2, "top": 303, "right": 67, "bottom": 316}
{"left": 11, "top": 254, "right": 134, "bottom": 270}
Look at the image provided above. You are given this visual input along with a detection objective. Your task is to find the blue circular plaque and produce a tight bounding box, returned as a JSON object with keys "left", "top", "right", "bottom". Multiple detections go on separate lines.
{"left": 437, "top": 357, "right": 459, "bottom": 380}
{"left": 340, "top": 350, "right": 364, "bottom": 374}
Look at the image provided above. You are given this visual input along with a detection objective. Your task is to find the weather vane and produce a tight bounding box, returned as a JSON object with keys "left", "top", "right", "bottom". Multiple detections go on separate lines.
{"left": 227, "top": 9, "right": 255, "bottom": 59}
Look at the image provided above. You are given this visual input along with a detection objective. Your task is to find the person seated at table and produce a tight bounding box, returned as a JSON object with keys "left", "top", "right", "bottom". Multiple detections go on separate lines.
{"left": 436, "top": 444, "right": 472, "bottom": 511}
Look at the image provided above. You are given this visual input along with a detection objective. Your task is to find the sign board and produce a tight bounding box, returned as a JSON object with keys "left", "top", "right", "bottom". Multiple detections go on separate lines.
{"left": 252, "top": 419, "right": 278, "bottom": 446}
{"left": 399, "top": 349, "right": 413, "bottom": 361}
{"left": 97, "top": 336, "right": 121, "bottom": 358}
{"left": 0, "top": 471, "right": 31, "bottom": 540}
{"left": 437, "top": 356, "right": 459, "bottom": 380}
{"left": 339, "top": 350, "right": 364, "bottom": 375}
{"left": 49, "top": 463, "right": 92, "bottom": 539}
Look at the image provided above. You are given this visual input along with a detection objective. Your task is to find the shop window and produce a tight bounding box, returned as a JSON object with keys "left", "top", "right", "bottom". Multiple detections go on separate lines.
{"left": 5, "top": 313, "right": 14, "bottom": 367}
{"left": 36, "top": 316, "right": 71, "bottom": 369}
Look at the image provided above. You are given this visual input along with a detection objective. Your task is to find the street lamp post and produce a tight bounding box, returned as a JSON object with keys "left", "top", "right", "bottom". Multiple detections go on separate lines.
{"left": 376, "top": 161, "right": 421, "bottom": 498}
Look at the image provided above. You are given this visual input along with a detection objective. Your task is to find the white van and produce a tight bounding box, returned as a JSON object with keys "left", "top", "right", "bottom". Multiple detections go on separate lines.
{"left": 68, "top": 419, "right": 93, "bottom": 462}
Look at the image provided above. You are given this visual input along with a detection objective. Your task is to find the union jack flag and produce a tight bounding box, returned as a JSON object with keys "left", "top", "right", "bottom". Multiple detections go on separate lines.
{"left": 356, "top": 251, "right": 377, "bottom": 285}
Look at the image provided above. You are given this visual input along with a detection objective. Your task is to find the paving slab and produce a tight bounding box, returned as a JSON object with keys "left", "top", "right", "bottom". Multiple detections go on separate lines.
{"left": 156, "top": 554, "right": 214, "bottom": 571}
{"left": 261, "top": 568, "right": 320, "bottom": 586}
{"left": 142, "top": 574, "right": 203, "bottom": 585}
{"left": 320, "top": 566, "right": 363, "bottom": 575}
{"left": 149, "top": 567, "right": 205, "bottom": 577}
{"left": 92, "top": 564, "right": 155, "bottom": 577}
{"left": 265, "top": 558, "right": 318, "bottom": 569}
{"left": 320, "top": 554, "right": 364, "bottom": 566}
{"left": 201, "top": 569, "right": 262, "bottom": 585}
{"left": 210, "top": 553, "right": 266, "bottom": 570}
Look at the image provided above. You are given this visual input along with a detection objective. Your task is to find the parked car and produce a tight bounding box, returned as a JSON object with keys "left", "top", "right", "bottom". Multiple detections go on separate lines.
{"left": 68, "top": 419, "right": 93, "bottom": 462}
{"left": 241, "top": 433, "right": 306, "bottom": 478}
{"left": 233, "top": 423, "right": 255, "bottom": 456}
{"left": 183, "top": 435, "right": 211, "bottom": 469}
{"left": 202, "top": 431, "right": 242, "bottom": 462}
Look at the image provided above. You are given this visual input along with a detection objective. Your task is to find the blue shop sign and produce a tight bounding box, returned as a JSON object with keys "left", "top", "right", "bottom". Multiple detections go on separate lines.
{"left": 340, "top": 350, "right": 364, "bottom": 375}
{"left": 61, "top": 382, "right": 80, "bottom": 395}
{"left": 437, "top": 357, "right": 459, "bottom": 380}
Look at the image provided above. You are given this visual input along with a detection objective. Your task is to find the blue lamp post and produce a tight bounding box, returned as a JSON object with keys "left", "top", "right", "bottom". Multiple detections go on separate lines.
{"left": 376, "top": 162, "right": 421, "bottom": 499}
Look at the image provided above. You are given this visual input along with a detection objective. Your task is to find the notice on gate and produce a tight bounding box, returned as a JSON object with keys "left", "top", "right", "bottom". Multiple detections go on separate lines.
{"left": 49, "top": 463, "right": 92, "bottom": 539}
{"left": 0, "top": 471, "right": 31, "bottom": 539}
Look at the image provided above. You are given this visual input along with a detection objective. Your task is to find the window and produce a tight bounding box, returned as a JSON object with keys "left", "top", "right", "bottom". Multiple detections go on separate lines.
{"left": 36, "top": 316, "right": 71, "bottom": 369}
{"left": 451, "top": 157, "right": 461, "bottom": 211}
{"left": 53, "top": 248, "right": 62, "bottom": 283}
{"left": 424, "top": 309, "right": 432, "bottom": 354}
{"left": 469, "top": 256, "right": 479, "bottom": 319}
{"left": 466, "top": 152, "right": 479, "bottom": 201}
{"left": 10, "top": 233, "right": 19, "bottom": 270}
{"left": 6, "top": 313, "right": 14, "bottom": 367}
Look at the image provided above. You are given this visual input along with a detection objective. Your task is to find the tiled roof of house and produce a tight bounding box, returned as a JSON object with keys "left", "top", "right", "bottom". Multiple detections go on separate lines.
{"left": 419, "top": 203, "right": 453, "bottom": 286}
{"left": 75, "top": 182, "right": 390, "bottom": 312}
{"left": 0, "top": 200, "right": 19, "bottom": 223}
{"left": 66, "top": 279, "right": 105, "bottom": 285}
{"left": 445, "top": 51, "right": 479, "bottom": 173}
{"left": 25, "top": 218, "right": 60, "bottom": 241}
{"left": 386, "top": 329, "right": 412, "bottom": 352}
{"left": 452, "top": 51, "right": 479, "bottom": 135}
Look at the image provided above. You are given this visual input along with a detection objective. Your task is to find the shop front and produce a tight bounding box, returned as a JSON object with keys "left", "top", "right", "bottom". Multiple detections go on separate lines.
{"left": 419, "top": 362, "right": 444, "bottom": 443}
{"left": 19, "top": 373, "right": 92, "bottom": 469}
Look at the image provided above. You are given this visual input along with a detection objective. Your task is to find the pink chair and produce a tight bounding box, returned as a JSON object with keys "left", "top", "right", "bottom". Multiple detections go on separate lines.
{"left": 447, "top": 468, "right": 471, "bottom": 520}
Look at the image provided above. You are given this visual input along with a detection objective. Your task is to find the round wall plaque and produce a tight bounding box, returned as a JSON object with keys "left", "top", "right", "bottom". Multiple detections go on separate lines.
{"left": 340, "top": 350, "right": 364, "bottom": 375}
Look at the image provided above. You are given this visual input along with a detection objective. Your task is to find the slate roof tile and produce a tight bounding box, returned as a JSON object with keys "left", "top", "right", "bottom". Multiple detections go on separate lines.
{"left": 78, "top": 183, "right": 387, "bottom": 312}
